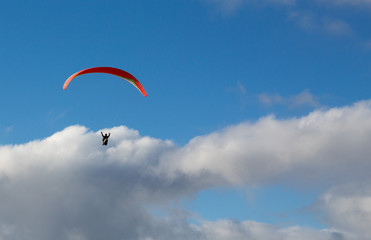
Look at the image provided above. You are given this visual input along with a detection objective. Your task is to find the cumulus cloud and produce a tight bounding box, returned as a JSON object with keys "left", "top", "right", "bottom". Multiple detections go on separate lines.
{"left": 2, "top": 100, "right": 371, "bottom": 238}
{"left": 160, "top": 100, "right": 371, "bottom": 187}
{"left": 0, "top": 126, "right": 198, "bottom": 239}
{"left": 316, "top": 183, "right": 371, "bottom": 238}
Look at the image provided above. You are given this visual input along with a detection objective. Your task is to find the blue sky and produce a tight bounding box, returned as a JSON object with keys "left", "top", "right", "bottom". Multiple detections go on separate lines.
{"left": 1, "top": 0, "right": 371, "bottom": 239}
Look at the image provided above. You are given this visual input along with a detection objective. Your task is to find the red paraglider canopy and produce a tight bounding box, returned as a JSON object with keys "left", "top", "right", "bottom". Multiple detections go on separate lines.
{"left": 63, "top": 67, "right": 147, "bottom": 97}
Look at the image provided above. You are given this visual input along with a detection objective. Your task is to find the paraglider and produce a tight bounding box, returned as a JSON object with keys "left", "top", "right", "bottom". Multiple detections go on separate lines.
{"left": 63, "top": 67, "right": 147, "bottom": 146}
{"left": 101, "top": 132, "right": 110, "bottom": 146}
{"left": 63, "top": 67, "right": 147, "bottom": 96}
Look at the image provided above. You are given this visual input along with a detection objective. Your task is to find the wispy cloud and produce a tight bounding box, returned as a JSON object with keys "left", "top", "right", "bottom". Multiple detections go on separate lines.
{"left": 362, "top": 39, "right": 371, "bottom": 50}
{"left": 203, "top": 0, "right": 244, "bottom": 14}
{"left": 3, "top": 125, "right": 13, "bottom": 134}
{"left": 258, "top": 89, "right": 321, "bottom": 108}
{"left": 289, "top": 11, "right": 353, "bottom": 36}
{"left": 228, "top": 81, "right": 247, "bottom": 95}
{"left": 203, "top": 0, "right": 295, "bottom": 14}
{"left": 322, "top": 18, "right": 353, "bottom": 36}
{"left": 204, "top": 0, "right": 357, "bottom": 40}
{"left": 317, "top": 0, "right": 371, "bottom": 8}
{"left": 258, "top": 93, "right": 285, "bottom": 105}
{"left": 2, "top": 100, "right": 371, "bottom": 238}
{"left": 46, "top": 110, "right": 68, "bottom": 125}
{"left": 289, "top": 11, "right": 317, "bottom": 31}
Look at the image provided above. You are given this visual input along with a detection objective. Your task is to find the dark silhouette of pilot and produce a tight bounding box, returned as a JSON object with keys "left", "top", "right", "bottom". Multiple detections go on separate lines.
{"left": 101, "top": 132, "right": 111, "bottom": 146}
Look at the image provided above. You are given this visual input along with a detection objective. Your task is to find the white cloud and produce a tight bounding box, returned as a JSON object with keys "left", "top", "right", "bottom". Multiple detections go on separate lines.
{"left": 160, "top": 100, "right": 371, "bottom": 188}
{"left": 0, "top": 125, "right": 185, "bottom": 239}
{"left": 2, "top": 100, "right": 371, "bottom": 238}
{"left": 316, "top": 183, "right": 371, "bottom": 237}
